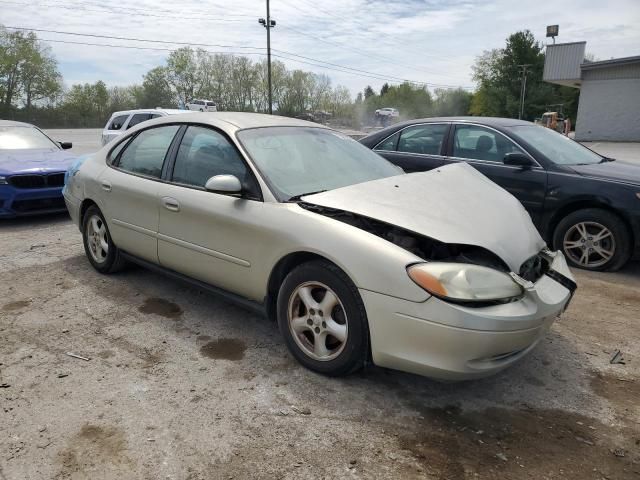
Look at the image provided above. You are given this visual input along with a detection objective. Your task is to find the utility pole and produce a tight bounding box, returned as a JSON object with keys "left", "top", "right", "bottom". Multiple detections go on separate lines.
{"left": 259, "top": 1, "right": 276, "bottom": 114}
{"left": 517, "top": 64, "right": 532, "bottom": 120}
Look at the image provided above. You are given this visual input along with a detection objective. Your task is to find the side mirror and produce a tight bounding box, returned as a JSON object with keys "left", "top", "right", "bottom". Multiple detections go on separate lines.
{"left": 503, "top": 152, "right": 533, "bottom": 168}
{"left": 204, "top": 174, "right": 242, "bottom": 194}
{"left": 59, "top": 142, "right": 73, "bottom": 150}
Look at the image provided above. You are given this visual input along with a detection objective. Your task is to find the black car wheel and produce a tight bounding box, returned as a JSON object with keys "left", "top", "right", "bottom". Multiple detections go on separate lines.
{"left": 277, "top": 260, "right": 369, "bottom": 376}
{"left": 82, "top": 205, "right": 126, "bottom": 274}
{"left": 553, "top": 208, "right": 631, "bottom": 271}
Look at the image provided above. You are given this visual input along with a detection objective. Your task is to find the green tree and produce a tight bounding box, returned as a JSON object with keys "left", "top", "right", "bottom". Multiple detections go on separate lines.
{"left": 380, "top": 82, "right": 390, "bottom": 96}
{"left": 136, "top": 67, "right": 176, "bottom": 108}
{"left": 471, "top": 30, "right": 579, "bottom": 121}
{"left": 363, "top": 85, "right": 375, "bottom": 99}
{"left": 165, "top": 47, "right": 200, "bottom": 106}
{"left": 432, "top": 88, "right": 473, "bottom": 116}
{"left": 0, "top": 27, "right": 62, "bottom": 108}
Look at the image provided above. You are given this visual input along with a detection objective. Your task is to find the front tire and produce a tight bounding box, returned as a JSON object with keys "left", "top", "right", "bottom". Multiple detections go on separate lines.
{"left": 553, "top": 208, "right": 631, "bottom": 271}
{"left": 277, "top": 260, "right": 369, "bottom": 376}
{"left": 82, "top": 205, "right": 126, "bottom": 274}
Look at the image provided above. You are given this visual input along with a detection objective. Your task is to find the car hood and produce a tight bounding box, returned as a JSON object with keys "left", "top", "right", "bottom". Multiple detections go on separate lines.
{"left": 303, "top": 163, "right": 546, "bottom": 272}
{"left": 0, "top": 148, "right": 77, "bottom": 175}
{"left": 568, "top": 160, "right": 640, "bottom": 186}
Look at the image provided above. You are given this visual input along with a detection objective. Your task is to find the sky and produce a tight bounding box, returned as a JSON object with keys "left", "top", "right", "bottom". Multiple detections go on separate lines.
{"left": 2, "top": 0, "right": 640, "bottom": 96}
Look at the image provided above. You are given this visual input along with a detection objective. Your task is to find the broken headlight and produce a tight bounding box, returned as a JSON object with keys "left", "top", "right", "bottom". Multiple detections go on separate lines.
{"left": 407, "top": 262, "right": 523, "bottom": 303}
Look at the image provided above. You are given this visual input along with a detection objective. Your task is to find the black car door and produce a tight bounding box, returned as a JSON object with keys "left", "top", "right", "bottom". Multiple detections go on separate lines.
{"left": 442, "top": 124, "right": 548, "bottom": 226}
{"left": 373, "top": 123, "right": 450, "bottom": 173}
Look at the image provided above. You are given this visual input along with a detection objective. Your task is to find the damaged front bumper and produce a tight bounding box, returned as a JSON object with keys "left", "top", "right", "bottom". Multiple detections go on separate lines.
{"left": 362, "top": 251, "right": 576, "bottom": 381}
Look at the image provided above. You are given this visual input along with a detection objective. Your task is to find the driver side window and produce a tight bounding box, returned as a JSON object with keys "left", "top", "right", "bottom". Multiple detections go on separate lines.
{"left": 171, "top": 126, "right": 248, "bottom": 189}
{"left": 453, "top": 125, "right": 524, "bottom": 163}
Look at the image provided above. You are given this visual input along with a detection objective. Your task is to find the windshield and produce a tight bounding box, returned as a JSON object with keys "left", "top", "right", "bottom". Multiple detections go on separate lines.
{"left": 506, "top": 125, "right": 603, "bottom": 165}
{"left": 237, "top": 127, "right": 401, "bottom": 200}
{"left": 0, "top": 126, "right": 58, "bottom": 150}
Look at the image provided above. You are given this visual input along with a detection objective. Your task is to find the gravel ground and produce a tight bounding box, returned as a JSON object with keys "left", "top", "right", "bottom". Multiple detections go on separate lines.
{"left": 1, "top": 213, "right": 639, "bottom": 480}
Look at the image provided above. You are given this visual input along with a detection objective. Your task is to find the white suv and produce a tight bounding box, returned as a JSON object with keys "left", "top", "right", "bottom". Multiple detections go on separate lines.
{"left": 186, "top": 99, "right": 217, "bottom": 112}
{"left": 101, "top": 109, "right": 192, "bottom": 146}
{"left": 375, "top": 107, "right": 399, "bottom": 118}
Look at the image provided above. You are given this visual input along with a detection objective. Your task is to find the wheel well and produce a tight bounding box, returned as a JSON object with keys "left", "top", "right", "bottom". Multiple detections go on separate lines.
{"left": 547, "top": 201, "right": 634, "bottom": 246}
{"left": 79, "top": 199, "right": 98, "bottom": 224}
{"left": 265, "top": 252, "right": 333, "bottom": 321}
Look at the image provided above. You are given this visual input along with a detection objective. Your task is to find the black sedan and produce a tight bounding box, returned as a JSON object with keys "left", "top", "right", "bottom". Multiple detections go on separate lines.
{"left": 360, "top": 117, "right": 640, "bottom": 271}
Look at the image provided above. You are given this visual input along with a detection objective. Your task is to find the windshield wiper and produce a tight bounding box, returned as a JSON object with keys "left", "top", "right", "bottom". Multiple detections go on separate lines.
{"left": 287, "top": 190, "right": 328, "bottom": 202}
{"left": 599, "top": 157, "right": 615, "bottom": 163}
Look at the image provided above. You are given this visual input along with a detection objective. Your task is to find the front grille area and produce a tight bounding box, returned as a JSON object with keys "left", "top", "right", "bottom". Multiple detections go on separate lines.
{"left": 8, "top": 173, "right": 65, "bottom": 189}
{"left": 519, "top": 252, "right": 550, "bottom": 283}
{"left": 47, "top": 173, "right": 65, "bottom": 187}
{"left": 11, "top": 197, "right": 66, "bottom": 213}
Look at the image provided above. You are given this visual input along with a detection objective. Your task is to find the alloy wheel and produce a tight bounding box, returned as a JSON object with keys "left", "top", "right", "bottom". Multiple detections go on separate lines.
{"left": 287, "top": 281, "right": 348, "bottom": 362}
{"left": 563, "top": 221, "right": 615, "bottom": 268}
{"left": 86, "top": 214, "right": 109, "bottom": 263}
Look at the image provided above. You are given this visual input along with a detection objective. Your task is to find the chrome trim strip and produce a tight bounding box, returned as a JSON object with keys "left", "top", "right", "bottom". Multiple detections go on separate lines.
{"left": 157, "top": 233, "right": 251, "bottom": 267}
{"left": 111, "top": 218, "right": 157, "bottom": 237}
{"left": 446, "top": 156, "right": 545, "bottom": 171}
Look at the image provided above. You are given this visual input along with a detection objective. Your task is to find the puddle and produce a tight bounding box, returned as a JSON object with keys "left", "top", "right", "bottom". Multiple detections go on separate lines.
{"left": 200, "top": 338, "right": 246, "bottom": 361}
{"left": 2, "top": 299, "right": 31, "bottom": 312}
{"left": 138, "top": 298, "right": 182, "bottom": 319}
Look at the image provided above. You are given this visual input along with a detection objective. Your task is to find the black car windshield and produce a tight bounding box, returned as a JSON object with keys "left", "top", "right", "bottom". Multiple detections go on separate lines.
{"left": 0, "top": 126, "right": 58, "bottom": 150}
{"left": 237, "top": 127, "right": 401, "bottom": 200}
{"left": 506, "top": 125, "right": 603, "bottom": 165}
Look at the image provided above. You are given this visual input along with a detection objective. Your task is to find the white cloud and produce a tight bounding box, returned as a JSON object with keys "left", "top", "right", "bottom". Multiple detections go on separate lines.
{"left": 2, "top": 0, "right": 639, "bottom": 95}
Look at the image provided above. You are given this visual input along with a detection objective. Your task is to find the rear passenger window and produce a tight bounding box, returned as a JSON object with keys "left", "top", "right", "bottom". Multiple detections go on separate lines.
{"left": 117, "top": 125, "right": 179, "bottom": 178}
{"left": 109, "top": 115, "right": 128, "bottom": 130}
{"left": 171, "top": 126, "right": 247, "bottom": 188}
{"left": 127, "top": 113, "right": 151, "bottom": 129}
{"left": 398, "top": 124, "right": 447, "bottom": 155}
{"left": 375, "top": 131, "right": 400, "bottom": 151}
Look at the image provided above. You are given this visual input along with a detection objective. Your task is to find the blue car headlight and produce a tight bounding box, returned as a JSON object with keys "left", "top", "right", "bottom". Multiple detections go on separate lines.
{"left": 0, "top": 176, "right": 7, "bottom": 185}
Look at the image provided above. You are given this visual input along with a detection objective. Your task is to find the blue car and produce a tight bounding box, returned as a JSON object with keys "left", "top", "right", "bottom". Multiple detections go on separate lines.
{"left": 0, "top": 120, "right": 77, "bottom": 218}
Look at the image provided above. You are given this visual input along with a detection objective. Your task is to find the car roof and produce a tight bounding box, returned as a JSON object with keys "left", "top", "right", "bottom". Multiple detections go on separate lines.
{"left": 0, "top": 119, "right": 35, "bottom": 128}
{"left": 139, "top": 112, "right": 327, "bottom": 134}
{"left": 110, "top": 109, "right": 188, "bottom": 117}
{"left": 392, "top": 116, "right": 532, "bottom": 128}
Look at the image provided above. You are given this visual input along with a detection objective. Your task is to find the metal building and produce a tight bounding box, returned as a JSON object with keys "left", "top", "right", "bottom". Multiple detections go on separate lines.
{"left": 543, "top": 42, "right": 640, "bottom": 141}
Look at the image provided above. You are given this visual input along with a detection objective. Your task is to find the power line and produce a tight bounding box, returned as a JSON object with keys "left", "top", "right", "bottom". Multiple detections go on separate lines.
{"left": 34, "top": 37, "right": 432, "bottom": 85}
{"left": 0, "top": 0, "right": 255, "bottom": 20}
{"left": 0, "top": 0, "right": 247, "bottom": 23}
{"left": 278, "top": 24, "right": 464, "bottom": 83}
{"left": 6, "top": 25, "right": 470, "bottom": 88}
{"left": 278, "top": 0, "right": 455, "bottom": 63}
{"left": 3, "top": 2, "right": 473, "bottom": 89}
{"left": 6, "top": 26, "right": 267, "bottom": 52}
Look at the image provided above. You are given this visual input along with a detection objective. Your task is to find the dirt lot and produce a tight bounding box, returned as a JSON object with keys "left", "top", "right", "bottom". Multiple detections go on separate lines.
{"left": 1, "top": 213, "right": 639, "bottom": 480}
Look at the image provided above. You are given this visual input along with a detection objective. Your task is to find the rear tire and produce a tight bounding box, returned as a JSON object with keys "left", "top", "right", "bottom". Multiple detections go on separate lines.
{"left": 82, "top": 205, "right": 126, "bottom": 274}
{"left": 552, "top": 208, "right": 631, "bottom": 271}
{"left": 277, "top": 260, "right": 369, "bottom": 376}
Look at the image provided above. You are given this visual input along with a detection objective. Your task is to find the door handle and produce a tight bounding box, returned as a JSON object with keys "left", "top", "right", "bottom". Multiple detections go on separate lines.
{"left": 101, "top": 181, "right": 112, "bottom": 192}
{"left": 162, "top": 197, "right": 180, "bottom": 212}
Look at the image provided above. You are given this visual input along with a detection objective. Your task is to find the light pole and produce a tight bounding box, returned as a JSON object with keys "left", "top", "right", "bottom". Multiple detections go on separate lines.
{"left": 259, "top": 0, "right": 276, "bottom": 114}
